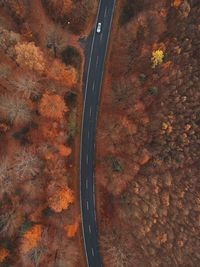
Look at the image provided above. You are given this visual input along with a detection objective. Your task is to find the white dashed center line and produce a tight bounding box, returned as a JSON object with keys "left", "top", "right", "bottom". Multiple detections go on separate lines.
{"left": 88, "top": 225, "right": 91, "bottom": 233}
{"left": 91, "top": 248, "right": 94, "bottom": 256}
{"left": 104, "top": 7, "right": 107, "bottom": 18}
{"left": 86, "top": 154, "right": 89, "bottom": 165}
{"left": 86, "top": 179, "right": 88, "bottom": 189}
{"left": 92, "top": 81, "right": 95, "bottom": 91}
{"left": 86, "top": 201, "right": 89, "bottom": 210}
{"left": 96, "top": 56, "right": 99, "bottom": 66}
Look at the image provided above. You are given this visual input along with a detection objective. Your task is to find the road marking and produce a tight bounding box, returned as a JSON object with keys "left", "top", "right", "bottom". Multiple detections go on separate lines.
{"left": 104, "top": 7, "right": 107, "bottom": 18}
{"left": 90, "top": 106, "right": 92, "bottom": 116}
{"left": 79, "top": 0, "right": 116, "bottom": 266}
{"left": 96, "top": 56, "right": 99, "bottom": 66}
{"left": 88, "top": 225, "right": 91, "bottom": 233}
{"left": 86, "top": 179, "right": 88, "bottom": 189}
{"left": 91, "top": 248, "right": 94, "bottom": 256}
{"left": 100, "top": 33, "right": 103, "bottom": 41}
{"left": 86, "top": 154, "right": 89, "bottom": 165}
{"left": 92, "top": 81, "right": 95, "bottom": 91}
{"left": 86, "top": 201, "right": 89, "bottom": 210}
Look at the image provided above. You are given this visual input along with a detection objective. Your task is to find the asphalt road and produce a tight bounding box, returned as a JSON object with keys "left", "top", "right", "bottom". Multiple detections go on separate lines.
{"left": 80, "top": 1, "right": 116, "bottom": 267}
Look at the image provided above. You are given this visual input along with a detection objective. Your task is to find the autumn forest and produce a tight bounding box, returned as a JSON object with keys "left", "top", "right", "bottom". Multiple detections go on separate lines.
{"left": 0, "top": 0, "right": 97, "bottom": 266}
{"left": 0, "top": 0, "right": 200, "bottom": 267}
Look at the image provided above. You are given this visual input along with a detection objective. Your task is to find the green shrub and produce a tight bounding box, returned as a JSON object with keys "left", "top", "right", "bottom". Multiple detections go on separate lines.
{"left": 1, "top": 240, "right": 13, "bottom": 251}
{"left": 139, "top": 73, "right": 147, "bottom": 83}
{"left": 12, "top": 126, "right": 29, "bottom": 140}
{"left": 148, "top": 86, "right": 158, "bottom": 95}
{"left": 20, "top": 220, "right": 32, "bottom": 234}
{"left": 111, "top": 159, "right": 123, "bottom": 172}
{"left": 164, "top": 52, "right": 170, "bottom": 61}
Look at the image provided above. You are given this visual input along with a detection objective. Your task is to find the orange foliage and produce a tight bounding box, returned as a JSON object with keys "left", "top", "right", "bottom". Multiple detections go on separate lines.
{"left": 20, "top": 224, "right": 42, "bottom": 253}
{"left": 41, "top": 122, "right": 58, "bottom": 141}
{"left": 121, "top": 117, "right": 137, "bottom": 135}
{"left": 62, "top": 0, "right": 72, "bottom": 10}
{"left": 133, "top": 101, "right": 145, "bottom": 113}
{"left": 138, "top": 149, "right": 151, "bottom": 165}
{"left": 15, "top": 42, "right": 45, "bottom": 73}
{"left": 58, "top": 144, "right": 72, "bottom": 157}
{"left": 47, "top": 59, "right": 77, "bottom": 87}
{"left": 171, "top": 0, "right": 182, "bottom": 7}
{"left": 64, "top": 219, "right": 80, "bottom": 238}
{"left": 162, "top": 61, "right": 172, "bottom": 69}
{"left": 48, "top": 185, "right": 74, "bottom": 212}
{"left": 0, "top": 248, "right": 9, "bottom": 263}
{"left": 39, "top": 93, "right": 68, "bottom": 120}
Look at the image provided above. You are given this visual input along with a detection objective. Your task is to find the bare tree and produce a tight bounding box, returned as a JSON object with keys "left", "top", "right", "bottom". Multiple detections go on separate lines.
{"left": 28, "top": 247, "right": 45, "bottom": 267}
{"left": 0, "top": 157, "right": 13, "bottom": 195}
{"left": 54, "top": 241, "right": 79, "bottom": 267}
{"left": 0, "top": 64, "right": 11, "bottom": 79}
{"left": 0, "top": 95, "right": 31, "bottom": 126}
{"left": 13, "top": 149, "right": 43, "bottom": 180}
{"left": 46, "top": 25, "right": 67, "bottom": 57}
{"left": 0, "top": 26, "right": 21, "bottom": 58}
{"left": 0, "top": 204, "right": 23, "bottom": 237}
{"left": 100, "top": 224, "right": 148, "bottom": 267}
{"left": 10, "top": 72, "right": 41, "bottom": 99}
{"left": 101, "top": 233, "right": 128, "bottom": 267}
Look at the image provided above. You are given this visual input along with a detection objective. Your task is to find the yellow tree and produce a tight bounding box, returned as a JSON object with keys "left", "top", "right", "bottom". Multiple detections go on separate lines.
{"left": 151, "top": 49, "right": 164, "bottom": 68}
{"left": 20, "top": 224, "right": 42, "bottom": 254}
{"left": 15, "top": 42, "right": 45, "bottom": 73}
{"left": 39, "top": 93, "right": 68, "bottom": 120}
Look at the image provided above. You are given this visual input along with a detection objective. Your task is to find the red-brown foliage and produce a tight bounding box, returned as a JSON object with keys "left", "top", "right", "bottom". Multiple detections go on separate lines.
{"left": 39, "top": 93, "right": 68, "bottom": 120}
{"left": 47, "top": 59, "right": 78, "bottom": 87}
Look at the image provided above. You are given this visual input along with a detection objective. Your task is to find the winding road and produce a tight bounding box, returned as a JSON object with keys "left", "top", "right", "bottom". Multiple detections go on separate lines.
{"left": 80, "top": 0, "right": 116, "bottom": 267}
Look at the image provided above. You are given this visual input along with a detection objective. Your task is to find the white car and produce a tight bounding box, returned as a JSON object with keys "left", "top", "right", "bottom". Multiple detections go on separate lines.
{"left": 96, "top": 22, "right": 102, "bottom": 33}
